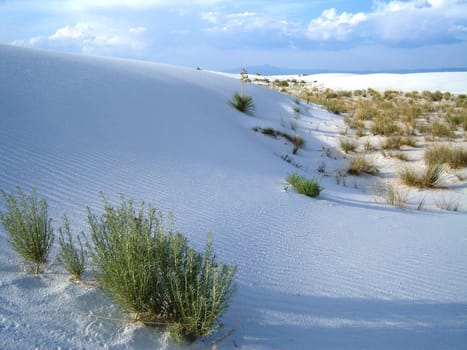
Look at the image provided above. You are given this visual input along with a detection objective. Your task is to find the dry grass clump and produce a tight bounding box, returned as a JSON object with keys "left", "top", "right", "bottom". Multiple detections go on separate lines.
{"left": 253, "top": 127, "right": 304, "bottom": 154}
{"left": 424, "top": 144, "right": 467, "bottom": 168}
{"left": 354, "top": 101, "right": 379, "bottom": 120}
{"left": 374, "top": 182, "right": 409, "bottom": 209}
{"left": 340, "top": 138, "right": 357, "bottom": 153}
{"left": 435, "top": 194, "right": 460, "bottom": 211}
{"left": 381, "top": 136, "right": 416, "bottom": 150}
{"left": 430, "top": 121, "right": 454, "bottom": 138}
{"left": 347, "top": 155, "right": 379, "bottom": 175}
{"left": 398, "top": 163, "right": 446, "bottom": 188}
{"left": 371, "top": 117, "right": 400, "bottom": 136}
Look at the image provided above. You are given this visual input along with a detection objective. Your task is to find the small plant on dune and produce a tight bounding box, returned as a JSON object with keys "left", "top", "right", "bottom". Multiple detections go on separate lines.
{"left": 374, "top": 182, "right": 408, "bottom": 209}
{"left": 398, "top": 163, "right": 446, "bottom": 188}
{"left": 87, "top": 195, "right": 236, "bottom": 343}
{"left": 435, "top": 194, "right": 460, "bottom": 211}
{"left": 57, "top": 215, "right": 86, "bottom": 280}
{"left": 229, "top": 92, "right": 255, "bottom": 115}
{"left": 292, "top": 135, "right": 304, "bottom": 154}
{"left": 340, "top": 138, "right": 357, "bottom": 153}
{"left": 371, "top": 117, "right": 400, "bottom": 136}
{"left": 0, "top": 187, "right": 54, "bottom": 274}
{"left": 286, "top": 173, "right": 322, "bottom": 198}
{"left": 424, "top": 144, "right": 467, "bottom": 168}
{"left": 347, "top": 155, "right": 379, "bottom": 176}
{"left": 430, "top": 121, "right": 453, "bottom": 139}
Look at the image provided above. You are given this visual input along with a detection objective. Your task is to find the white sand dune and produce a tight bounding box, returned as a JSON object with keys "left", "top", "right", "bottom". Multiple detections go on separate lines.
{"left": 268, "top": 72, "right": 467, "bottom": 93}
{"left": 0, "top": 45, "right": 466, "bottom": 349}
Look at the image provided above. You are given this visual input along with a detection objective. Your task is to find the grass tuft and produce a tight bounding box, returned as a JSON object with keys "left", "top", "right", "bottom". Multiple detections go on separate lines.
{"left": 347, "top": 155, "right": 379, "bottom": 175}
{"left": 398, "top": 163, "right": 446, "bottom": 188}
{"left": 286, "top": 173, "right": 322, "bottom": 197}
{"left": 424, "top": 144, "right": 467, "bottom": 168}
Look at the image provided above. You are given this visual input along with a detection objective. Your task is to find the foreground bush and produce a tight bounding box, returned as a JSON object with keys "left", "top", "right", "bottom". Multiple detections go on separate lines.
{"left": 286, "top": 173, "right": 322, "bottom": 197}
{"left": 87, "top": 195, "right": 236, "bottom": 342}
{"left": 0, "top": 188, "right": 54, "bottom": 274}
{"left": 57, "top": 216, "right": 86, "bottom": 280}
{"left": 229, "top": 92, "right": 255, "bottom": 115}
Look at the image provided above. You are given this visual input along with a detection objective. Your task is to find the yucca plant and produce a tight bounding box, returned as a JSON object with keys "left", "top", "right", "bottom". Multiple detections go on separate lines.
{"left": 0, "top": 187, "right": 54, "bottom": 274}
{"left": 57, "top": 215, "right": 87, "bottom": 280}
{"left": 229, "top": 92, "right": 255, "bottom": 115}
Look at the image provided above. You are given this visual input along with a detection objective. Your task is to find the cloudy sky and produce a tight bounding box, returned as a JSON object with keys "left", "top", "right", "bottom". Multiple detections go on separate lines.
{"left": 1, "top": 0, "right": 466, "bottom": 71}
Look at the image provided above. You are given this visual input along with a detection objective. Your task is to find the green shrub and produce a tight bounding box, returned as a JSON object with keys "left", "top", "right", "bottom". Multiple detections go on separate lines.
{"left": 87, "top": 195, "right": 236, "bottom": 343}
{"left": 0, "top": 188, "right": 54, "bottom": 274}
{"left": 229, "top": 92, "right": 255, "bottom": 115}
{"left": 57, "top": 215, "right": 86, "bottom": 280}
{"left": 286, "top": 173, "right": 322, "bottom": 197}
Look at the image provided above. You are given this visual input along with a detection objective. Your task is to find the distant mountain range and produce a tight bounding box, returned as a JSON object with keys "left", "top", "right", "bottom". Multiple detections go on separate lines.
{"left": 222, "top": 64, "right": 467, "bottom": 75}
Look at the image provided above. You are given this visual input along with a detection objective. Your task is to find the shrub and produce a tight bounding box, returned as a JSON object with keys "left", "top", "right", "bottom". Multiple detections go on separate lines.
{"left": 229, "top": 92, "right": 255, "bottom": 115}
{"left": 398, "top": 163, "right": 446, "bottom": 188}
{"left": 87, "top": 195, "right": 236, "bottom": 343}
{"left": 424, "top": 144, "right": 467, "bottom": 168}
{"left": 286, "top": 173, "right": 322, "bottom": 197}
{"left": 347, "top": 155, "right": 379, "bottom": 175}
{"left": 57, "top": 215, "right": 86, "bottom": 280}
{"left": 340, "top": 138, "right": 357, "bottom": 153}
{"left": 355, "top": 101, "right": 379, "bottom": 120}
{"left": 0, "top": 188, "right": 54, "bottom": 274}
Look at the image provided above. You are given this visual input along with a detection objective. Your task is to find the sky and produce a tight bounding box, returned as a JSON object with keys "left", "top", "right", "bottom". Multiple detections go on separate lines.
{"left": 1, "top": 0, "right": 467, "bottom": 72}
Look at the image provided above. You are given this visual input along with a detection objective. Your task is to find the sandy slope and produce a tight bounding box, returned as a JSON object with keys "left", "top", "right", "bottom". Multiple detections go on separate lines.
{"left": 0, "top": 45, "right": 466, "bottom": 350}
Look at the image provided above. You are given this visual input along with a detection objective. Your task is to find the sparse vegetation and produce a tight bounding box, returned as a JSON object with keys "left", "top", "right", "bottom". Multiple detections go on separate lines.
{"left": 286, "top": 173, "right": 322, "bottom": 197}
{"left": 435, "top": 194, "right": 460, "bottom": 211}
{"left": 424, "top": 144, "right": 467, "bottom": 168}
{"left": 0, "top": 188, "right": 54, "bottom": 274}
{"left": 375, "top": 182, "right": 409, "bottom": 209}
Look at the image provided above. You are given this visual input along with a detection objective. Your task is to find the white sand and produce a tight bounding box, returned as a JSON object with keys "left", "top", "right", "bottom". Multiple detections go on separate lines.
{"left": 0, "top": 45, "right": 466, "bottom": 349}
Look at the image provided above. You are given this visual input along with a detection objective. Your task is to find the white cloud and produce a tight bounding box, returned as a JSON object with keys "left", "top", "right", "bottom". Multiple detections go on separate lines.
{"left": 129, "top": 26, "right": 147, "bottom": 34}
{"left": 13, "top": 21, "right": 147, "bottom": 55}
{"left": 307, "top": 8, "right": 366, "bottom": 41}
{"left": 49, "top": 22, "right": 90, "bottom": 40}
{"left": 306, "top": 0, "right": 467, "bottom": 46}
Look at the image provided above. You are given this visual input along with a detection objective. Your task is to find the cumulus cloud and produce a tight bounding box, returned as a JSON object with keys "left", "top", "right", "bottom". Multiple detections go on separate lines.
{"left": 12, "top": 21, "right": 147, "bottom": 55}
{"left": 306, "top": 0, "right": 467, "bottom": 47}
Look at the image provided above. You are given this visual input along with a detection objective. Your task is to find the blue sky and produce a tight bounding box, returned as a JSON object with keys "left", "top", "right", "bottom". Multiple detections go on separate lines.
{"left": 1, "top": 0, "right": 466, "bottom": 71}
